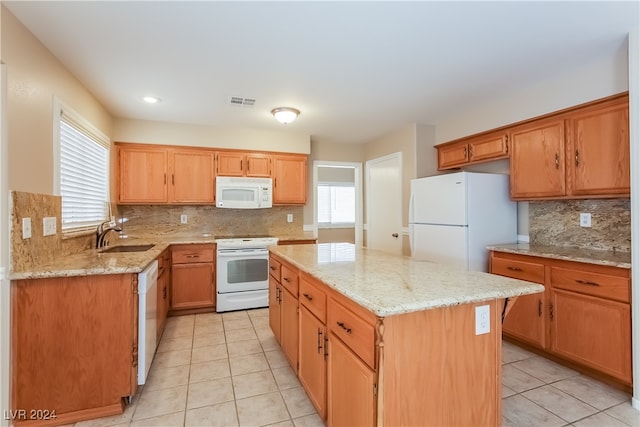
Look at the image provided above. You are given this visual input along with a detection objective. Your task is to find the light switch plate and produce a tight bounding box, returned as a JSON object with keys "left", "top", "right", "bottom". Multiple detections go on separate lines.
{"left": 180, "top": 214, "right": 187, "bottom": 224}
{"left": 580, "top": 212, "right": 592, "bottom": 228}
{"left": 43, "top": 217, "right": 57, "bottom": 236}
{"left": 22, "top": 218, "right": 32, "bottom": 239}
{"left": 475, "top": 305, "right": 490, "bottom": 335}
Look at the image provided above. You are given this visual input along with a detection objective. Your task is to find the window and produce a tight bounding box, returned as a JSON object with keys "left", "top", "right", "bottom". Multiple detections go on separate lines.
{"left": 317, "top": 183, "right": 355, "bottom": 227}
{"left": 57, "top": 107, "right": 110, "bottom": 232}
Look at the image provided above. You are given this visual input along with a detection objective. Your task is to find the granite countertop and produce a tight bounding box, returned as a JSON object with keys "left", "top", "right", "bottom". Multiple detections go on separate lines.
{"left": 487, "top": 243, "right": 631, "bottom": 269}
{"left": 270, "top": 243, "right": 544, "bottom": 317}
{"left": 9, "top": 232, "right": 317, "bottom": 280}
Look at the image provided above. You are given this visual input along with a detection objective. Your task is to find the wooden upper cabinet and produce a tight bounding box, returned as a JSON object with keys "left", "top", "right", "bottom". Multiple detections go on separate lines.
{"left": 216, "top": 151, "right": 272, "bottom": 177}
{"left": 436, "top": 131, "right": 509, "bottom": 170}
{"left": 118, "top": 145, "right": 168, "bottom": 203}
{"left": 273, "top": 154, "right": 307, "bottom": 205}
{"left": 170, "top": 149, "right": 215, "bottom": 203}
{"left": 510, "top": 118, "right": 566, "bottom": 199}
{"left": 566, "top": 96, "right": 630, "bottom": 196}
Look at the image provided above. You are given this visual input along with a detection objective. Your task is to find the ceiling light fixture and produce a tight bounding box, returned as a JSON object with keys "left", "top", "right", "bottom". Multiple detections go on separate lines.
{"left": 271, "top": 107, "right": 300, "bottom": 124}
{"left": 143, "top": 96, "right": 161, "bottom": 104}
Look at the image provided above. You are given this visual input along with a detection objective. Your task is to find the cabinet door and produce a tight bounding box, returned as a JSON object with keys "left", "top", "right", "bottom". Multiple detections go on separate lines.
{"left": 567, "top": 97, "right": 630, "bottom": 196}
{"left": 171, "top": 263, "right": 215, "bottom": 310}
{"left": 281, "top": 286, "right": 299, "bottom": 370}
{"left": 468, "top": 133, "right": 509, "bottom": 162}
{"left": 273, "top": 154, "right": 307, "bottom": 205}
{"left": 216, "top": 152, "right": 245, "bottom": 176}
{"left": 170, "top": 149, "right": 215, "bottom": 203}
{"left": 327, "top": 334, "right": 376, "bottom": 427}
{"left": 510, "top": 119, "right": 566, "bottom": 199}
{"left": 299, "top": 306, "right": 326, "bottom": 418}
{"left": 437, "top": 142, "right": 469, "bottom": 169}
{"left": 503, "top": 294, "right": 546, "bottom": 349}
{"left": 269, "top": 277, "right": 281, "bottom": 343}
{"left": 246, "top": 153, "right": 272, "bottom": 177}
{"left": 550, "top": 289, "right": 631, "bottom": 384}
{"left": 118, "top": 146, "right": 168, "bottom": 203}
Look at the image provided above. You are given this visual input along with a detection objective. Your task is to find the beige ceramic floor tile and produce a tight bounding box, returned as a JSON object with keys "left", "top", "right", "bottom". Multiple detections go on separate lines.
{"left": 232, "top": 369, "right": 279, "bottom": 399}
{"left": 281, "top": 387, "right": 317, "bottom": 418}
{"left": 502, "top": 364, "right": 545, "bottom": 393}
{"left": 552, "top": 375, "right": 631, "bottom": 411}
{"left": 255, "top": 324, "right": 275, "bottom": 339}
{"left": 293, "top": 413, "right": 325, "bottom": 427}
{"left": 522, "top": 385, "right": 598, "bottom": 423}
{"left": 502, "top": 384, "right": 517, "bottom": 398}
{"left": 248, "top": 307, "right": 269, "bottom": 318}
{"left": 151, "top": 349, "right": 192, "bottom": 369}
{"left": 157, "top": 336, "right": 193, "bottom": 353}
{"left": 236, "top": 391, "right": 291, "bottom": 426}
{"left": 265, "top": 349, "right": 290, "bottom": 369}
{"left": 224, "top": 318, "right": 254, "bottom": 331}
{"left": 130, "top": 411, "right": 185, "bottom": 427}
{"left": 604, "top": 401, "right": 640, "bottom": 426}
{"left": 193, "top": 331, "right": 226, "bottom": 348}
{"left": 502, "top": 341, "right": 537, "bottom": 364}
{"left": 266, "top": 422, "right": 295, "bottom": 427}
{"left": 272, "top": 366, "right": 302, "bottom": 390}
{"left": 511, "top": 356, "right": 579, "bottom": 383}
{"left": 74, "top": 400, "right": 136, "bottom": 427}
{"left": 194, "top": 322, "right": 224, "bottom": 336}
{"left": 166, "top": 315, "right": 195, "bottom": 328}
{"left": 185, "top": 401, "right": 239, "bottom": 427}
{"left": 250, "top": 316, "right": 270, "bottom": 330}
{"left": 227, "top": 338, "right": 263, "bottom": 357}
{"left": 189, "top": 359, "right": 231, "bottom": 384}
{"left": 191, "top": 343, "right": 228, "bottom": 364}
{"left": 163, "top": 322, "right": 196, "bottom": 339}
{"left": 222, "top": 310, "right": 250, "bottom": 321}
{"left": 144, "top": 364, "right": 190, "bottom": 391}
{"left": 573, "top": 411, "right": 630, "bottom": 427}
{"left": 187, "top": 377, "right": 235, "bottom": 409}
{"left": 133, "top": 385, "right": 188, "bottom": 421}
{"left": 226, "top": 327, "right": 258, "bottom": 343}
{"left": 260, "top": 335, "right": 281, "bottom": 351}
{"left": 502, "top": 394, "right": 566, "bottom": 427}
{"left": 194, "top": 312, "right": 223, "bottom": 324}
{"left": 229, "top": 353, "right": 270, "bottom": 376}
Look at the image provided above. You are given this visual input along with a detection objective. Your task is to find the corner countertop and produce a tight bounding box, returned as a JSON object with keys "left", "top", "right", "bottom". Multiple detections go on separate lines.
{"left": 9, "top": 232, "right": 317, "bottom": 280}
{"left": 487, "top": 243, "right": 631, "bottom": 269}
{"left": 269, "top": 243, "right": 544, "bottom": 317}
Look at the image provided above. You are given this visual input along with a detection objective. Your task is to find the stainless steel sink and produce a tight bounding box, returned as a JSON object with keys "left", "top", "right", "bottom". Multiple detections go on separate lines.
{"left": 100, "top": 244, "right": 155, "bottom": 253}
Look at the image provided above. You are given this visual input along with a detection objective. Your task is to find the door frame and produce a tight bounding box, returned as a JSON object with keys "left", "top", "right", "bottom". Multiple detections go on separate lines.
{"left": 365, "top": 152, "right": 403, "bottom": 254}
{"left": 1, "top": 62, "right": 10, "bottom": 427}
{"left": 312, "top": 161, "right": 363, "bottom": 247}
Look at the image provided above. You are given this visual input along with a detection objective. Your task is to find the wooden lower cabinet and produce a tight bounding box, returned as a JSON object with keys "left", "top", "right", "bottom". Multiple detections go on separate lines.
{"left": 327, "top": 333, "right": 375, "bottom": 426}
{"left": 269, "top": 275, "right": 282, "bottom": 342}
{"left": 280, "top": 286, "right": 299, "bottom": 369}
{"left": 156, "top": 249, "right": 171, "bottom": 344}
{"left": 170, "top": 244, "right": 215, "bottom": 311}
{"left": 11, "top": 274, "right": 138, "bottom": 425}
{"left": 268, "top": 254, "right": 299, "bottom": 369}
{"left": 299, "top": 306, "right": 327, "bottom": 418}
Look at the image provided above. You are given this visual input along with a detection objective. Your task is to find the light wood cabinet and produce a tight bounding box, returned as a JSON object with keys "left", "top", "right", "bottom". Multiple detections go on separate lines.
{"left": 170, "top": 244, "right": 215, "bottom": 311}
{"left": 269, "top": 276, "right": 282, "bottom": 341}
{"left": 273, "top": 154, "right": 307, "bottom": 205}
{"left": 510, "top": 118, "right": 566, "bottom": 199}
{"left": 169, "top": 149, "right": 215, "bottom": 203}
{"left": 268, "top": 254, "right": 299, "bottom": 370}
{"left": 11, "top": 274, "right": 138, "bottom": 425}
{"left": 156, "top": 249, "right": 171, "bottom": 344}
{"left": 490, "top": 250, "right": 632, "bottom": 386}
{"left": 437, "top": 131, "right": 509, "bottom": 170}
{"left": 281, "top": 285, "right": 299, "bottom": 369}
{"left": 118, "top": 145, "right": 168, "bottom": 203}
{"left": 216, "top": 151, "right": 272, "bottom": 177}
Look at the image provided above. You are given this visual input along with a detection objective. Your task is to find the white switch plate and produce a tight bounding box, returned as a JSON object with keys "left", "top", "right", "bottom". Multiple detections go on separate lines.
{"left": 43, "top": 217, "right": 57, "bottom": 236}
{"left": 287, "top": 213, "right": 293, "bottom": 223}
{"left": 475, "top": 305, "right": 490, "bottom": 335}
{"left": 22, "top": 218, "right": 32, "bottom": 239}
{"left": 580, "top": 212, "right": 592, "bottom": 228}
{"left": 180, "top": 214, "right": 187, "bottom": 224}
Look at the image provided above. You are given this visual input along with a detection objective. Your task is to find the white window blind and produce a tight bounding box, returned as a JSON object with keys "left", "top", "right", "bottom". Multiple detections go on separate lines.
{"left": 59, "top": 111, "right": 110, "bottom": 231}
{"left": 317, "top": 183, "right": 355, "bottom": 226}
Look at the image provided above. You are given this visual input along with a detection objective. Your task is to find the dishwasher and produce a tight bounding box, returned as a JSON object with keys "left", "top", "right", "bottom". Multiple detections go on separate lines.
{"left": 138, "top": 260, "right": 158, "bottom": 385}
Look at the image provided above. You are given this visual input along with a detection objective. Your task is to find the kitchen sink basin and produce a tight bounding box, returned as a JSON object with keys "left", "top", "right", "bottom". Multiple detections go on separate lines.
{"left": 100, "top": 244, "right": 155, "bottom": 253}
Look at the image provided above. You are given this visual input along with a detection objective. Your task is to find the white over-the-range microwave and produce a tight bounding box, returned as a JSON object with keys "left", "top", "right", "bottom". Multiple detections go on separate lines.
{"left": 215, "top": 176, "right": 273, "bottom": 209}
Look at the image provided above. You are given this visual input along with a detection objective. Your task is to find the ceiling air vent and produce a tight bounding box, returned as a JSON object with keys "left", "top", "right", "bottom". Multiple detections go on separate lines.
{"left": 229, "top": 97, "right": 256, "bottom": 107}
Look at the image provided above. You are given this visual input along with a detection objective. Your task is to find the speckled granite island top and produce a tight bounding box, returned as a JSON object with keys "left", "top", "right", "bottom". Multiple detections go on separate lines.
{"left": 270, "top": 243, "right": 544, "bottom": 317}
{"left": 487, "top": 243, "right": 631, "bottom": 269}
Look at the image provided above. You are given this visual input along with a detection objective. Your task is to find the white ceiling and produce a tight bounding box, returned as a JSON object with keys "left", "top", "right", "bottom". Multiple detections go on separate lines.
{"left": 4, "top": 1, "right": 639, "bottom": 144}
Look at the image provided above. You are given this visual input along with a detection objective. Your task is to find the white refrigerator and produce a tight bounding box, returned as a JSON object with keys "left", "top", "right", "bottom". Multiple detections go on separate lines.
{"left": 409, "top": 171, "right": 517, "bottom": 271}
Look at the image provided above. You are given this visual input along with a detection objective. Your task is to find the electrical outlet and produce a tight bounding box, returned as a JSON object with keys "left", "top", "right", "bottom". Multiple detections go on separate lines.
{"left": 43, "top": 217, "right": 57, "bottom": 236}
{"left": 22, "top": 218, "right": 32, "bottom": 239}
{"left": 287, "top": 213, "right": 293, "bottom": 223}
{"left": 180, "top": 214, "right": 188, "bottom": 224}
{"left": 475, "top": 305, "right": 490, "bottom": 335}
{"left": 580, "top": 212, "right": 592, "bottom": 228}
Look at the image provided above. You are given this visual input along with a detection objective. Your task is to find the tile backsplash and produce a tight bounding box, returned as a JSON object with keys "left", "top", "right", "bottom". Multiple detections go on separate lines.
{"left": 529, "top": 198, "right": 630, "bottom": 252}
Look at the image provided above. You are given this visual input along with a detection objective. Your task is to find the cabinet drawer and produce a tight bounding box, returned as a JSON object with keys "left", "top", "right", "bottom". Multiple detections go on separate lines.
{"left": 172, "top": 244, "right": 214, "bottom": 264}
{"left": 299, "top": 274, "right": 327, "bottom": 323}
{"left": 281, "top": 264, "right": 299, "bottom": 295}
{"left": 491, "top": 256, "right": 544, "bottom": 283}
{"left": 269, "top": 256, "right": 282, "bottom": 281}
{"left": 328, "top": 298, "right": 375, "bottom": 369}
{"left": 550, "top": 267, "right": 630, "bottom": 303}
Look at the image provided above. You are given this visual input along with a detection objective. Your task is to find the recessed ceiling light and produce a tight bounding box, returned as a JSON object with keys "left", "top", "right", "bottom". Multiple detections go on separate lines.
{"left": 143, "top": 96, "right": 161, "bottom": 104}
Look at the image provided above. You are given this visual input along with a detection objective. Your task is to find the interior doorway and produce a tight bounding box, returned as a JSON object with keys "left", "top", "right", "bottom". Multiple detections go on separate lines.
{"left": 312, "top": 161, "right": 363, "bottom": 247}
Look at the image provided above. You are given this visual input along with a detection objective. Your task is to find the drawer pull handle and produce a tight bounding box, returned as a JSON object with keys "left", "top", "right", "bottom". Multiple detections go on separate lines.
{"left": 575, "top": 279, "right": 600, "bottom": 287}
{"left": 303, "top": 293, "right": 313, "bottom": 301}
{"left": 186, "top": 254, "right": 200, "bottom": 259}
{"left": 336, "top": 321, "right": 352, "bottom": 334}
{"left": 283, "top": 277, "right": 291, "bottom": 283}
{"left": 507, "top": 266, "right": 523, "bottom": 272}
{"left": 317, "top": 328, "right": 323, "bottom": 353}
{"left": 270, "top": 265, "right": 276, "bottom": 271}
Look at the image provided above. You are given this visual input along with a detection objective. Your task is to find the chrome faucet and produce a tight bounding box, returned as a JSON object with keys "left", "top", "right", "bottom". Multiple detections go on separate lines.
{"left": 96, "top": 220, "right": 123, "bottom": 249}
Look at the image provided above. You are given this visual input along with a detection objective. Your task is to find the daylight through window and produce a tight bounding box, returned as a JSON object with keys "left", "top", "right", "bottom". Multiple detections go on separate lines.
{"left": 317, "top": 183, "right": 355, "bottom": 226}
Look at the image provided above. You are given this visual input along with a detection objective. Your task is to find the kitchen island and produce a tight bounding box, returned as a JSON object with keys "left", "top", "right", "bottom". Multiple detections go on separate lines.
{"left": 268, "top": 243, "right": 544, "bottom": 426}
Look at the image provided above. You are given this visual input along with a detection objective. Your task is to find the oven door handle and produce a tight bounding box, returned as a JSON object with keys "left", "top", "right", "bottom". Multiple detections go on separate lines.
{"left": 217, "top": 249, "right": 269, "bottom": 257}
